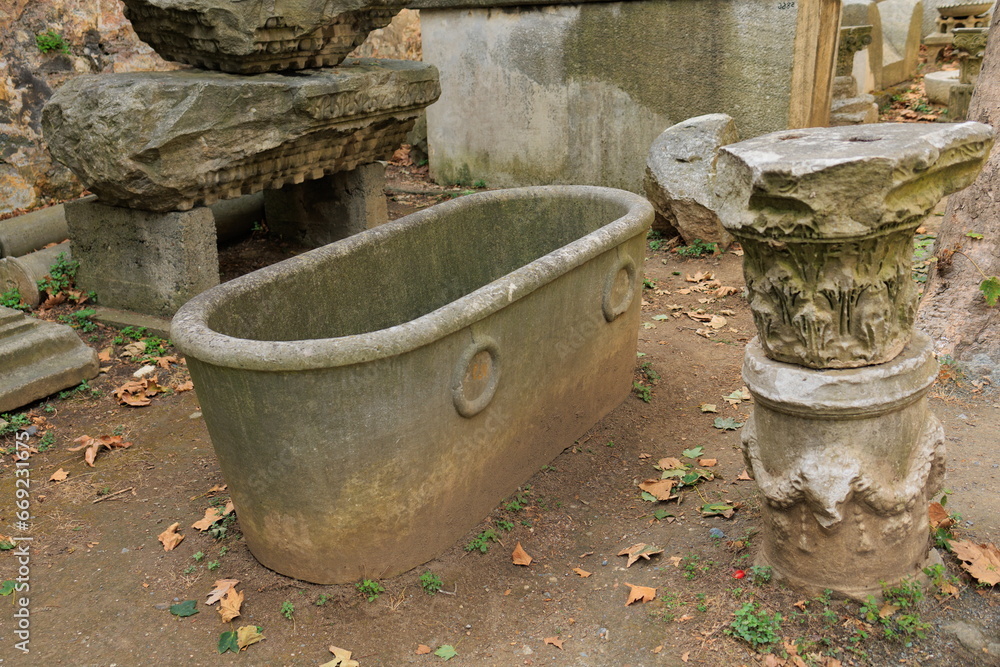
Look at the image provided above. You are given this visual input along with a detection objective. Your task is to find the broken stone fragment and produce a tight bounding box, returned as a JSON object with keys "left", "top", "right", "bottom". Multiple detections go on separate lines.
{"left": 121, "top": 0, "right": 405, "bottom": 73}
{"left": 43, "top": 59, "right": 440, "bottom": 213}
{"left": 0, "top": 306, "right": 99, "bottom": 413}
{"left": 643, "top": 113, "right": 737, "bottom": 246}
{"left": 717, "top": 122, "right": 992, "bottom": 368}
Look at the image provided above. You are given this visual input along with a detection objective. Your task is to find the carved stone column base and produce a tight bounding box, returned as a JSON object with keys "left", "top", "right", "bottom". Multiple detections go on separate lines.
{"left": 741, "top": 333, "right": 945, "bottom": 599}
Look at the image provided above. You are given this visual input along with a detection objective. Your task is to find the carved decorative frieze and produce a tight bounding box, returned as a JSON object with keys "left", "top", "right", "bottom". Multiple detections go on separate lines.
{"left": 121, "top": 0, "right": 404, "bottom": 73}
{"left": 42, "top": 61, "right": 441, "bottom": 212}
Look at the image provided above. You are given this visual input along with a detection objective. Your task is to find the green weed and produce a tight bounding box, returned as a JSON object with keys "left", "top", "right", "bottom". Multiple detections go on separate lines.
{"left": 356, "top": 579, "right": 384, "bottom": 602}
{"left": 36, "top": 30, "right": 70, "bottom": 54}
{"left": 420, "top": 571, "right": 443, "bottom": 595}
{"left": 726, "top": 602, "right": 782, "bottom": 649}
{"left": 280, "top": 600, "right": 295, "bottom": 619}
{"left": 465, "top": 528, "right": 499, "bottom": 553}
{"left": 676, "top": 239, "right": 718, "bottom": 257}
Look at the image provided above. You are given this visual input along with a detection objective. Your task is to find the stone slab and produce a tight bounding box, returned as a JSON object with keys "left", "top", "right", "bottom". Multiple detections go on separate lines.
{"left": 0, "top": 306, "right": 99, "bottom": 413}
{"left": 880, "top": 0, "right": 924, "bottom": 86}
{"left": 43, "top": 59, "right": 440, "bottom": 212}
{"left": 121, "top": 0, "right": 403, "bottom": 73}
{"left": 64, "top": 199, "right": 219, "bottom": 317}
{"left": 643, "top": 114, "right": 736, "bottom": 245}
{"left": 925, "top": 69, "right": 961, "bottom": 103}
{"left": 421, "top": 0, "right": 839, "bottom": 192}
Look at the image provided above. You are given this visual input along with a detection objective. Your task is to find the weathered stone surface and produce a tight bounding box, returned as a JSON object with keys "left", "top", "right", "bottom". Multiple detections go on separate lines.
{"left": 742, "top": 333, "right": 944, "bottom": 599}
{"left": 0, "top": 203, "right": 69, "bottom": 257}
{"left": 830, "top": 92, "right": 879, "bottom": 126}
{"left": 421, "top": 0, "right": 840, "bottom": 192}
{"left": 121, "top": 0, "right": 405, "bottom": 73}
{"left": 643, "top": 114, "right": 737, "bottom": 245}
{"left": 0, "top": 242, "right": 70, "bottom": 308}
{"left": 0, "top": 305, "right": 99, "bottom": 413}
{"left": 43, "top": 59, "right": 440, "bottom": 212}
{"left": 65, "top": 198, "right": 219, "bottom": 317}
{"left": 842, "top": 0, "right": 884, "bottom": 94}
{"left": 717, "top": 122, "right": 992, "bottom": 368}
{"left": 0, "top": 0, "right": 177, "bottom": 213}
{"left": 880, "top": 0, "right": 924, "bottom": 87}
{"left": 836, "top": 25, "right": 873, "bottom": 77}
{"left": 925, "top": 69, "right": 961, "bottom": 103}
{"left": 954, "top": 27, "right": 989, "bottom": 85}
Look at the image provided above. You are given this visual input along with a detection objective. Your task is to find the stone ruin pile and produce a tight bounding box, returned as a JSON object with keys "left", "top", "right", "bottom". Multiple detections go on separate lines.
{"left": 41, "top": 0, "right": 441, "bottom": 317}
{"left": 717, "top": 122, "right": 992, "bottom": 597}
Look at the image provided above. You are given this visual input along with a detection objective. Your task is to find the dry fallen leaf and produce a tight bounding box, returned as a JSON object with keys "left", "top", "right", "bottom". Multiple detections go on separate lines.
{"left": 49, "top": 468, "right": 69, "bottom": 482}
{"left": 669, "top": 556, "right": 683, "bottom": 567}
{"left": 236, "top": 625, "right": 265, "bottom": 650}
{"left": 416, "top": 644, "right": 432, "bottom": 655}
{"left": 218, "top": 587, "right": 244, "bottom": 623}
{"left": 878, "top": 602, "right": 899, "bottom": 619}
{"left": 206, "top": 579, "right": 240, "bottom": 605}
{"left": 699, "top": 403, "right": 718, "bottom": 413}
{"left": 512, "top": 542, "right": 533, "bottom": 566}
{"left": 157, "top": 522, "right": 184, "bottom": 551}
{"left": 638, "top": 478, "right": 676, "bottom": 501}
{"left": 658, "top": 457, "right": 683, "bottom": 470}
{"left": 323, "top": 645, "right": 359, "bottom": 667}
{"left": 155, "top": 355, "right": 178, "bottom": 369}
{"left": 736, "top": 469, "right": 753, "bottom": 481}
{"left": 952, "top": 540, "right": 1000, "bottom": 585}
{"left": 713, "top": 285, "right": 739, "bottom": 297}
{"left": 68, "top": 434, "right": 133, "bottom": 467}
{"left": 572, "top": 567, "right": 592, "bottom": 578}
{"left": 544, "top": 636, "right": 564, "bottom": 649}
{"left": 928, "top": 502, "right": 955, "bottom": 530}
{"left": 98, "top": 347, "right": 113, "bottom": 362}
{"left": 175, "top": 380, "right": 195, "bottom": 393}
{"left": 793, "top": 599, "right": 808, "bottom": 611}
{"left": 698, "top": 458, "right": 718, "bottom": 467}
{"left": 708, "top": 315, "right": 727, "bottom": 329}
{"left": 193, "top": 507, "right": 224, "bottom": 531}
{"left": 638, "top": 452, "right": 651, "bottom": 459}
{"left": 681, "top": 650, "right": 690, "bottom": 662}
{"left": 624, "top": 582, "right": 656, "bottom": 606}
{"left": 618, "top": 543, "right": 664, "bottom": 567}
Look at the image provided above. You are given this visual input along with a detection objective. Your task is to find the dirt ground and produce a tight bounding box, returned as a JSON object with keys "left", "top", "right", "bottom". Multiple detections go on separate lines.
{"left": 2, "top": 153, "right": 1000, "bottom": 667}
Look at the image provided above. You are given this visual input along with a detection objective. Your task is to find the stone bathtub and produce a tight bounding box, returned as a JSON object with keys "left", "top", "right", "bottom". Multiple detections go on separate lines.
{"left": 171, "top": 186, "right": 652, "bottom": 583}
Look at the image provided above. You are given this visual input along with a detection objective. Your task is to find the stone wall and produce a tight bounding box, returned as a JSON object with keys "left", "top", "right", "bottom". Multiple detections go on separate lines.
{"left": 0, "top": 0, "right": 179, "bottom": 214}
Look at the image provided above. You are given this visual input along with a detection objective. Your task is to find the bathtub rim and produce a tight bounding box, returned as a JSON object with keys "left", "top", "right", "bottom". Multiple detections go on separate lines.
{"left": 171, "top": 185, "right": 653, "bottom": 371}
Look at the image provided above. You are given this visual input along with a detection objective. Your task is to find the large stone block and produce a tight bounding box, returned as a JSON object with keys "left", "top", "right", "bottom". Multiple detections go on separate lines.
{"left": 64, "top": 199, "right": 219, "bottom": 317}
{"left": 0, "top": 306, "right": 99, "bottom": 413}
{"left": 121, "top": 0, "right": 404, "bottom": 73}
{"left": 717, "top": 122, "right": 992, "bottom": 368}
{"left": 419, "top": 0, "right": 840, "bottom": 192}
{"left": 43, "top": 60, "right": 440, "bottom": 212}
{"left": 643, "top": 114, "right": 737, "bottom": 245}
{"left": 880, "top": 0, "right": 924, "bottom": 86}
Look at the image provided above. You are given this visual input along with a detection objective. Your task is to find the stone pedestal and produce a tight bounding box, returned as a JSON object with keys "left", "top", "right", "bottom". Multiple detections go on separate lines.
{"left": 65, "top": 199, "right": 219, "bottom": 317}
{"left": 0, "top": 306, "right": 99, "bottom": 412}
{"left": 264, "top": 163, "right": 388, "bottom": 246}
{"left": 742, "top": 334, "right": 944, "bottom": 598}
{"left": 717, "top": 121, "right": 992, "bottom": 597}
{"left": 949, "top": 27, "right": 989, "bottom": 121}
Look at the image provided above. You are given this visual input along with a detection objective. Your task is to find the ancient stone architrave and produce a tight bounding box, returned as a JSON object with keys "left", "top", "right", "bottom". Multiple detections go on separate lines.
{"left": 643, "top": 114, "right": 738, "bottom": 246}
{"left": 121, "top": 0, "right": 404, "bottom": 73}
{"left": 716, "top": 123, "right": 993, "bottom": 368}
{"left": 740, "top": 334, "right": 945, "bottom": 598}
{"left": 836, "top": 25, "right": 874, "bottom": 77}
{"left": 42, "top": 60, "right": 440, "bottom": 212}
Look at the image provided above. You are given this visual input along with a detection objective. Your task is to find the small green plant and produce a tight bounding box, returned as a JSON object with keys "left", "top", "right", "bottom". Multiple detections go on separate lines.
{"left": 113, "top": 326, "right": 148, "bottom": 345}
{"left": 0, "top": 413, "right": 31, "bottom": 435}
{"left": 495, "top": 519, "right": 515, "bottom": 531}
{"left": 192, "top": 551, "right": 205, "bottom": 562}
{"left": 183, "top": 565, "right": 196, "bottom": 575}
{"left": 58, "top": 308, "right": 97, "bottom": 332}
{"left": 218, "top": 546, "right": 228, "bottom": 557}
{"left": 473, "top": 179, "right": 487, "bottom": 188}
{"left": 465, "top": 528, "right": 499, "bottom": 553}
{"left": 356, "top": 579, "right": 384, "bottom": 602}
{"left": 726, "top": 602, "right": 782, "bottom": 649}
{"left": 633, "top": 381, "right": 652, "bottom": 403}
{"left": 748, "top": 564, "right": 772, "bottom": 586}
{"left": 640, "top": 361, "right": 660, "bottom": 382}
{"left": 643, "top": 277, "right": 656, "bottom": 289}
{"left": 1, "top": 288, "right": 28, "bottom": 311}
{"left": 36, "top": 30, "right": 70, "bottom": 54}
{"left": 420, "top": 571, "right": 443, "bottom": 595}
{"left": 37, "top": 253, "right": 80, "bottom": 297}
{"left": 681, "top": 554, "right": 712, "bottom": 580}
{"left": 58, "top": 380, "right": 95, "bottom": 400}
{"left": 696, "top": 593, "right": 709, "bottom": 612}
{"left": 112, "top": 424, "right": 126, "bottom": 436}
{"left": 315, "top": 593, "right": 330, "bottom": 606}
{"left": 860, "top": 577, "right": 930, "bottom": 642}
{"left": 280, "top": 600, "right": 295, "bottom": 619}
{"left": 207, "top": 560, "right": 220, "bottom": 571}
{"left": 676, "top": 239, "right": 718, "bottom": 257}
{"left": 37, "top": 431, "right": 55, "bottom": 452}
{"left": 505, "top": 491, "right": 529, "bottom": 512}
{"left": 647, "top": 230, "right": 664, "bottom": 251}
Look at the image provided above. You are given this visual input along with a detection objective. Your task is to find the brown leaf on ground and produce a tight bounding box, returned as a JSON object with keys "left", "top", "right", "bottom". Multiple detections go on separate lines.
{"left": 618, "top": 543, "right": 664, "bottom": 567}
{"left": 223, "top": 499, "right": 235, "bottom": 516}
{"left": 544, "top": 636, "right": 564, "bottom": 649}
{"left": 657, "top": 457, "right": 683, "bottom": 470}
{"left": 192, "top": 507, "right": 223, "bottom": 531}
{"left": 121, "top": 341, "right": 146, "bottom": 358}
{"left": 206, "top": 579, "right": 240, "bottom": 605}
{"left": 236, "top": 625, "right": 264, "bottom": 650}
{"left": 512, "top": 542, "right": 533, "bottom": 566}
{"left": 174, "top": 380, "right": 194, "bottom": 393}
{"left": 98, "top": 347, "right": 113, "bottom": 362}
{"left": 685, "top": 271, "right": 714, "bottom": 283}
{"left": 155, "top": 355, "right": 178, "bottom": 369}
{"left": 416, "top": 644, "right": 432, "bottom": 655}
{"left": 218, "top": 587, "right": 244, "bottom": 622}
{"left": 736, "top": 469, "right": 753, "bottom": 481}
{"left": 325, "top": 645, "right": 359, "bottom": 667}
{"left": 624, "top": 582, "right": 656, "bottom": 606}
{"left": 686, "top": 311, "right": 713, "bottom": 322}
{"left": 638, "top": 478, "right": 676, "bottom": 501}
{"left": 952, "top": 540, "right": 1000, "bottom": 585}
{"left": 49, "top": 468, "right": 69, "bottom": 482}
{"left": 638, "top": 452, "right": 651, "bottom": 459}
{"left": 39, "top": 292, "right": 67, "bottom": 310}
{"left": 928, "top": 502, "right": 955, "bottom": 529}
{"left": 698, "top": 458, "right": 717, "bottom": 467}
{"left": 68, "top": 434, "right": 133, "bottom": 467}
{"left": 681, "top": 650, "right": 690, "bottom": 662}
{"left": 713, "top": 285, "right": 739, "bottom": 297}
{"left": 157, "top": 522, "right": 184, "bottom": 551}
{"left": 572, "top": 567, "right": 592, "bottom": 578}
{"left": 113, "top": 380, "right": 152, "bottom": 407}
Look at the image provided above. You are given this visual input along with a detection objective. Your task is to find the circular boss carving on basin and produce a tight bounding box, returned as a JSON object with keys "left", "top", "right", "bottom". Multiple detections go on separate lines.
{"left": 602, "top": 256, "right": 637, "bottom": 322}
{"left": 452, "top": 336, "right": 501, "bottom": 418}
